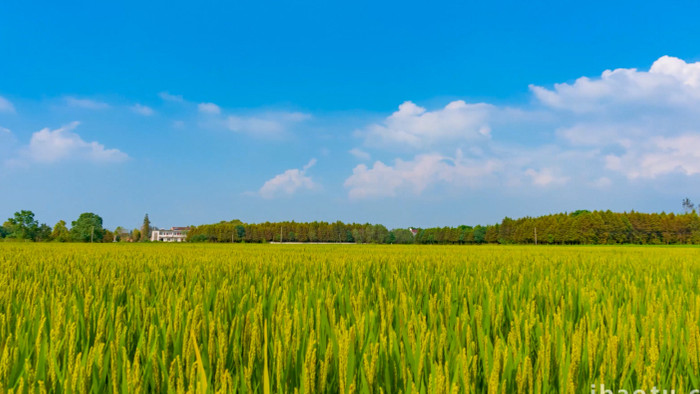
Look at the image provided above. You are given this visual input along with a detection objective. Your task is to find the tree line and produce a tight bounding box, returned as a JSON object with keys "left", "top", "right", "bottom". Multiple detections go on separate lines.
{"left": 0, "top": 211, "right": 153, "bottom": 243}
{"left": 4, "top": 207, "right": 700, "bottom": 245}
{"left": 186, "top": 209, "right": 700, "bottom": 245}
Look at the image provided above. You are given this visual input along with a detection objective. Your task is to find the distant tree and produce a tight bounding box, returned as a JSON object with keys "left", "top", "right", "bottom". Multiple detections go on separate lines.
{"left": 132, "top": 229, "right": 141, "bottom": 242}
{"left": 236, "top": 225, "right": 246, "bottom": 240}
{"left": 683, "top": 198, "right": 695, "bottom": 214}
{"left": 571, "top": 209, "right": 592, "bottom": 217}
{"left": 103, "top": 229, "right": 115, "bottom": 243}
{"left": 392, "top": 229, "right": 415, "bottom": 244}
{"left": 189, "top": 234, "right": 208, "bottom": 242}
{"left": 0, "top": 224, "right": 7, "bottom": 239}
{"left": 70, "top": 213, "right": 105, "bottom": 242}
{"left": 35, "top": 224, "right": 52, "bottom": 242}
{"left": 51, "top": 220, "right": 70, "bottom": 242}
{"left": 372, "top": 224, "right": 390, "bottom": 243}
{"left": 5, "top": 210, "right": 39, "bottom": 240}
{"left": 472, "top": 225, "right": 487, "bottom": 244}
{"left": 485, "top": 225, "right": 499, "bottom": 243}
{"left": 114, "top": 226, "right": 125, "bottom": 242}
{"left": 141, "top": 214, "right": 151, "bottom": 242}
{"left": 351, "top": 229, "right": 363, "bottom": 243}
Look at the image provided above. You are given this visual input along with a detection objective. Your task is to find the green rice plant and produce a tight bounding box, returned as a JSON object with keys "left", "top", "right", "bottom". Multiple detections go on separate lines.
{"left": 0, "top": 243, "right": 699, "bottom": 392}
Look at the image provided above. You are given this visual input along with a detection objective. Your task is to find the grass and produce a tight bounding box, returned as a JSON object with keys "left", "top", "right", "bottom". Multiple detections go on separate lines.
{"left": 0, "top": 243, "right": 699, "bottom": 393}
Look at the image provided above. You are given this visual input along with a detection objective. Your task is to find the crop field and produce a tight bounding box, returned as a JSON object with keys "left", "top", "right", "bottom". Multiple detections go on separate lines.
{"left": 1, "top": 243, "right": 699, "bottom": 393}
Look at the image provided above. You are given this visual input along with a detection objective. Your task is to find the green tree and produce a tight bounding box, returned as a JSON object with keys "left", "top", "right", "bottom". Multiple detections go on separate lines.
{"left": 103, "top": 229, "right": 115, "bottom": 243}
{"left": 472, "top": 225, "right": 487, "bottom": 244}
{"left": 35, "top": 224, "right": 52, "bottom": 242}
{"left": 141, "top": 214, "right": 151, "bottom": 242}
{"left": 132, "top": 229, "right": 141, "bottom": 242}
{"left": 70, "top": 213, "right": 105, "bottom": 242}
{"left": 114, "top": 226, "right": 125, "bottom": 242}
{"left": 51, "top": 220, "right": 71, "bottom": 242}
{"left": 5, "top": 210, "right": 39, "bottom": 240}
{"left": 373, "top": 224, "right": 390, "bottom": 243}
{"left": 392, "top": 229, "right": 414, "bottom": 244}
{"left": 236, "top": 225, "right": 246, "bottom": 240}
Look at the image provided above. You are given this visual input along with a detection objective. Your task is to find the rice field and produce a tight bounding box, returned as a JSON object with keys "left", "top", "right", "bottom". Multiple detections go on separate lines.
{"left": 1, "top": 243, "right": 699, "bottom": 393}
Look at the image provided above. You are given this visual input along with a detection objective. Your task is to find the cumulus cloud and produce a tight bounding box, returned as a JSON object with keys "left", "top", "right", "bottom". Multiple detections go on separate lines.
{"left": 226, "top": 111, "right": 311, "bottom": 137}
{"left": 344, "top": 152, "right": 502, "bottom": 199}
{"left": 0, "top": 96, "right": 15, "bottom": 113}
{"left": 259, "top": 159, "right": 318, "bottom": 199}
{"left": 18, "top": 122, "right": 128, "bottom": 164}
{"left": 360, "top": 100, "right": 492, "bottom": 149}
{"left": 349, "top": 148, "right": 370, "bottom": 161}
{"left": 524, "top": 168, "right": 569, "bottom": 187}
{"left": 198, "top": 102, "right": 221, "bottom": 114}
{"left": 530, "top": 55, "right": 700, "bottom": 113}
{"left": 159, "top": 91, "right": 184, "bottom": 102}
{"left": 65, "top": 97, "right": 110, "bottom": 110}
{"left": 605, "top": 134, "right": 700, "bottom": 179}
{"left": 529, "top": 56, "right": 700, "bottom": 180}
{"left": 131, "top": 104, "right": 154, "bottom": 116}
{"left": 345, "top": 56, "right": 700, "bottom": 198}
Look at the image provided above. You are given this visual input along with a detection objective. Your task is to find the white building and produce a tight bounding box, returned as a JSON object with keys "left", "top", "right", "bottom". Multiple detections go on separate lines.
{"left": 151, "top": 227, "right": 190, "bottom": 242}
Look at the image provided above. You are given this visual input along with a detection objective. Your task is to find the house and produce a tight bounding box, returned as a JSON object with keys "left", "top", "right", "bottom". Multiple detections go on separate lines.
{"left": 409, "top": 227, "right": 419, "bottom": 236}
{"left": 151, "top": 227, "right": 190, "bottom": 242}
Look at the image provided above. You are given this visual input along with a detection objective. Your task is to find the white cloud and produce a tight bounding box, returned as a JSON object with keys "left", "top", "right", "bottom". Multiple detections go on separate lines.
{"left": 159, "top": 91, "right": 184, "bottom": 102}
{"left": 65, "top": 97, "right": 110, "bottom": 110}
{"left": 592, "top": 177, "right": 612, "bottom": 188}
{"left": 349, "top": 148, "right": 370, "bottom": 161}
{"left": 344, "top": 152, "right": 502, "bottom": 199}
{"left": 0, "top": 126, "right": 10, "bottom": 134}
{"left": 530, "top": 56, "right": 700, "bottom": 180}
{"left": 303, "top": 158, "right": 317, "bottom": 170}
{"left": 346, "top": 56, "right": 700, "bottom": 198}
{"left": 0, "top": 96, "right": 15, "bottom": 113}
{"left": 605, "top": 134, "right": 700, "bottom": 179}
{"left": 530, "top": 55, "right": 700, "bottom": 113}
{"left": 524, "top": 168, "right": 569, "bottom": 187}
{"left": 556, "top": 124, "right": 640, "bottom": 147}
{"left": 226, "top": 111, "right": 311, "bottom": 137}
{"left": 198, "top": 102, "right": 221, "bottom": 114}
{"left": 131, "top": 104, "right": 154, "bottom": 116}
{"left": 18, "top": 122, "right": 128, "bottom": 164}
{"left": 360, "top": 100, "right": 492, "bottom": 149}
{"left": 259, "top": 159, "right": 318, "bottom": 199}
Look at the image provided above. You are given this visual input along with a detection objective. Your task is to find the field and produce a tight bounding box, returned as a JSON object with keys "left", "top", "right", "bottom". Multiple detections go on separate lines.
{"left": 1, "top": 244, "right": 699, "bottom": 393}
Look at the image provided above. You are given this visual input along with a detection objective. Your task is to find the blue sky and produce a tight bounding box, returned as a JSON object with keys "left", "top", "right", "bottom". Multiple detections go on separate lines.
{"left": 2, "top": 0, "right": 700, "bottom": 230}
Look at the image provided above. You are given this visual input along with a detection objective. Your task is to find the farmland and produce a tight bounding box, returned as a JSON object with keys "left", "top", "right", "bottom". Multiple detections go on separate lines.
{"left": 1, "top": 243, "right": 699, "bottom": 393}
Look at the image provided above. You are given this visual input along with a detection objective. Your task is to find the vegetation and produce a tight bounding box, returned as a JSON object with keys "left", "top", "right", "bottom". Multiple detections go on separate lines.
{"left": 3, "top": 203, "right": 700, "bottom": 245}
{"left": 1, "top": 243, "right": 699, "bottom": 392}
{"left": 2, "top": 210, "right": 40, "bottom": 241}
{"left": 70, "top": 213, "right": 105, "bottom": 243}
{"left": 185, "top": 210, "right": 700, "bottom": 245}
{"left": 51, "top": 220, "right": 71, "bottom": 242}
{"left": 141, "top": 214, "right": 151, "bottom": 242}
